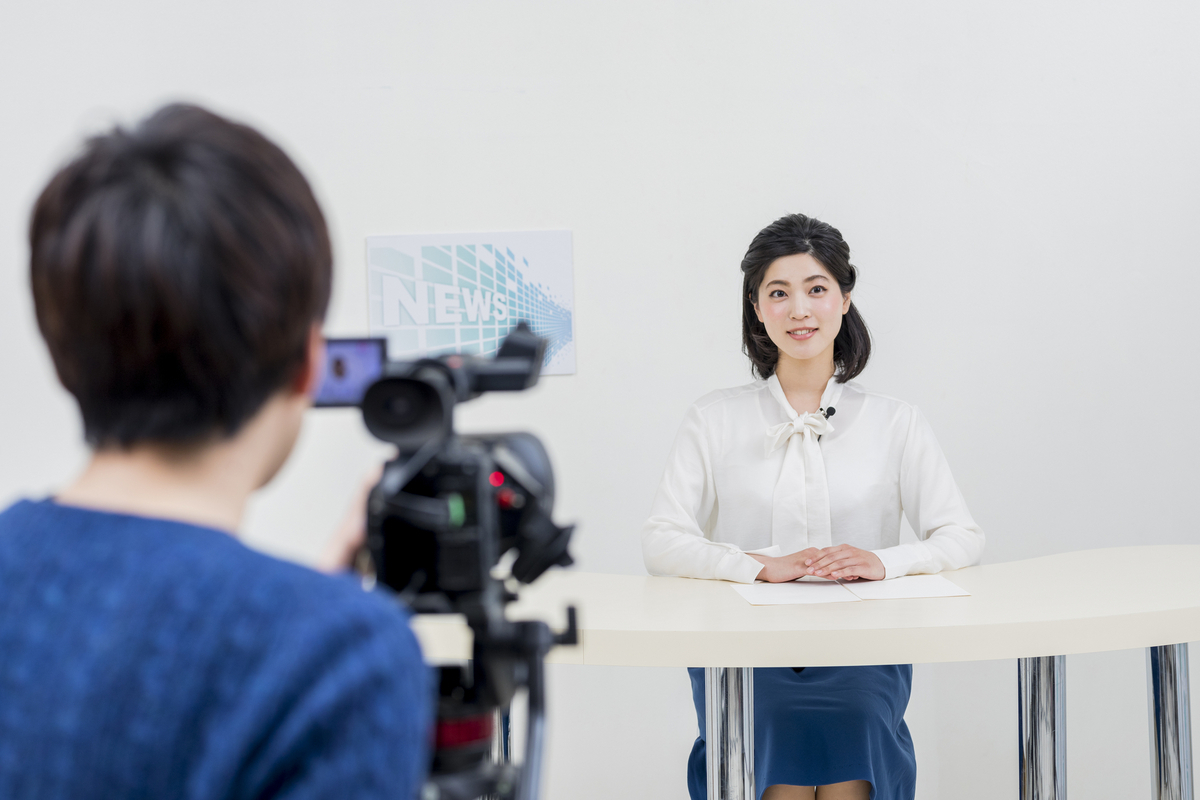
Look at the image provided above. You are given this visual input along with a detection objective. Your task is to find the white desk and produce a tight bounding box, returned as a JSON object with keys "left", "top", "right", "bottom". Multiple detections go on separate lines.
{"left": 413, "top": 546, "right": 1200, "bottom": 800}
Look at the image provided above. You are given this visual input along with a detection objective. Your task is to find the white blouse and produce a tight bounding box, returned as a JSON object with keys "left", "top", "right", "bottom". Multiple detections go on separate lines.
{"left": 642, "top": 374, "right": 985, "bottom": 583}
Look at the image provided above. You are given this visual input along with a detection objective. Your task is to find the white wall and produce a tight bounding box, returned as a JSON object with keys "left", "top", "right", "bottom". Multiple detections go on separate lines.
{"left": 2, "top": 2, "right": 1199, "bottom": 797}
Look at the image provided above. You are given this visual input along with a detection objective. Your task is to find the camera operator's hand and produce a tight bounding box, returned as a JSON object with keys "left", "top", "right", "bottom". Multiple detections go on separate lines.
{"left": 748, "top": 548, "right": 825, "bottom": 583}
{"left": 319, "top": 464, "right": 383, "bottom": 574}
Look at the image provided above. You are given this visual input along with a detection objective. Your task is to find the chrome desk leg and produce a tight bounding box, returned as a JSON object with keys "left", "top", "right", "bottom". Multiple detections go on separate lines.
{"left": 1148, "top": 644, "right": 1193, "bottom": 800}
{"left": 705, "top": 667, "right": 754, "bottom": 800}
{"left": 1018, "top": 655, "right": 1067, "bottom": 800}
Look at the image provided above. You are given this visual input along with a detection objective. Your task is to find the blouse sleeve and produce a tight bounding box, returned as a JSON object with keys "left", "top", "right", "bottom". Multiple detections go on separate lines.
{"left": 641, "top": 404, "right": 765, "bottom": 583}
{"left": 872, "top": 406, "right": 986, "bottom": 579}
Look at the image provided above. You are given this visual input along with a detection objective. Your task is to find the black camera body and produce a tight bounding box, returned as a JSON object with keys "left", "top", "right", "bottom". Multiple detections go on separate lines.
{"left": 349, "top": 323, "right": 576, "bottom": 800}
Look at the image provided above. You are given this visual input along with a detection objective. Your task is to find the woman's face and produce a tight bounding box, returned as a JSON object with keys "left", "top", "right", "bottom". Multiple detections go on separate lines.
{"left": 753, "top": 253, "right": 851, "bottom": 368}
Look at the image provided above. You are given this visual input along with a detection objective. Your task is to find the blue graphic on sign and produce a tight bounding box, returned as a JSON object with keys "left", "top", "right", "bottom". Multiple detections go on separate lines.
{"left": 367, "top": 240, "right": 574, "bottom": 373}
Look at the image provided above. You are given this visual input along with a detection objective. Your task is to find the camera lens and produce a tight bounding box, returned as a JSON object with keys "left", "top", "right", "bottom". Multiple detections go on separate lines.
{"left": 383, "top": 389, "right": 422, "bottom": 427}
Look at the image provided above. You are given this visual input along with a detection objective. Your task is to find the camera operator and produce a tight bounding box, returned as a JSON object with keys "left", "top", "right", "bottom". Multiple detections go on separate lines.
{"left": 0, "top": 104, "right": 430, "bottom": 798}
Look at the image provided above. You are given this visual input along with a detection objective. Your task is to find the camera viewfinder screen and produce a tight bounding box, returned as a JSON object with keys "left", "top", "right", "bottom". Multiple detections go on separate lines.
{"left": 314, "top": 338, "right": 386, "bottom": 407}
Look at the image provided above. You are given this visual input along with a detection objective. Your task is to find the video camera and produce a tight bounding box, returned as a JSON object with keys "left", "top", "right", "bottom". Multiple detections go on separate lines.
{"left": 316, "top": 323, "right": 577, "bottom": 800}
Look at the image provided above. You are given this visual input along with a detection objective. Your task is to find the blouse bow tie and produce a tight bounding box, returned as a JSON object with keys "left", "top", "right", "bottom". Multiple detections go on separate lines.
{"left": 767, "top": 411, "right": 834, "bottom": 553}
{"left": 767, "top": 413, "right": 833, "bottom": 454}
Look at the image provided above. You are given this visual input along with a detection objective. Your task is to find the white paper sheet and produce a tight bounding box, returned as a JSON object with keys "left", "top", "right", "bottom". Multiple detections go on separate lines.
{"left": 730, "top": 575, "right": 970, "bottom": 606}
{"left": 841, "top": 574, "right": 970, "bottom": 600}
{"left": 731, "top": 580, "right": 861, "bottom": 606}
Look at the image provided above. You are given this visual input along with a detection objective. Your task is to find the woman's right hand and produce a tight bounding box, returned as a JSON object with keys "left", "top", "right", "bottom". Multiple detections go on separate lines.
{"left": 749, "top": 548, "right": 825, "bottom": 583}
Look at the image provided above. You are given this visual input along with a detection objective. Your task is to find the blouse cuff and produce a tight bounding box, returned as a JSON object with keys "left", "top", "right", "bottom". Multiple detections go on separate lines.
{"left": 872, "top": 542, "right": 936, "bottom": 580}
{"left": 719, "top": 550, "right": 766, "bottom": 584}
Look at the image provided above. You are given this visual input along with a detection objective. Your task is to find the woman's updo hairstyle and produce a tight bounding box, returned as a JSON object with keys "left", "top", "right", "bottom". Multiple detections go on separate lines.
{"left": 741, "top": 213, "right": 871, "bottom": 383}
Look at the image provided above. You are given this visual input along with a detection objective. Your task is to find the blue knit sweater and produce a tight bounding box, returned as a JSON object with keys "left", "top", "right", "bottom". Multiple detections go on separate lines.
{"left": 0, "top": 499, "right": 431, "bottom": 799}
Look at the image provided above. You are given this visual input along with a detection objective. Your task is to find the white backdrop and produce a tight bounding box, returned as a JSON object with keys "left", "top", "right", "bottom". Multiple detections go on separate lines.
{"left": 2, "top": 2, "right": 1199, "bottom": 797}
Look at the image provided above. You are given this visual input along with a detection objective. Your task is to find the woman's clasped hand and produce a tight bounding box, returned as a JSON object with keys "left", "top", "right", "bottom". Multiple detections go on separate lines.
{"left": 750, "top": 544, "right": 886, "bottom": 583}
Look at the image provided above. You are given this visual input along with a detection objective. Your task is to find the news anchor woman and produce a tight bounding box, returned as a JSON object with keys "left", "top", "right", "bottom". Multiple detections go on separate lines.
{"left": 642, "top": 214, "right": 985, "bottom": 800}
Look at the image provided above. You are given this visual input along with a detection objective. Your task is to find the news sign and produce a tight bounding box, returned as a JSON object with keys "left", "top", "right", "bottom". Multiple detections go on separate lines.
{"left": 366, "top": 230, "right": 575, "bottom": 375}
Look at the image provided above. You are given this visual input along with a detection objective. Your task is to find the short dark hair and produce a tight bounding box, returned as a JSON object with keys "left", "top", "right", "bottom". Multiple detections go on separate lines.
{"left": 741, "top": 213, "right": 871, "bottom": 382}
{"left": 29, "top": 104, "right": 332, "bottom": 448}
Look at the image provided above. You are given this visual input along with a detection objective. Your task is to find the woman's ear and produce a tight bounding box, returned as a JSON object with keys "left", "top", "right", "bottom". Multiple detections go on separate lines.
{"left": 751, "top": 293, "right": 764, "bottom": 323}
{"left": 842, "top": 291, "right": 852, "bottom": 314}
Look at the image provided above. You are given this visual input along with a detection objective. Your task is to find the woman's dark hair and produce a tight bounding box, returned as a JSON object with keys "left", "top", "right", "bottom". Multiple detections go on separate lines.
{"left": 741, "top": 213, "right": 871, "bottom": 382}
{"left": 29, "top": 103, "right": 333, "bottom": 448}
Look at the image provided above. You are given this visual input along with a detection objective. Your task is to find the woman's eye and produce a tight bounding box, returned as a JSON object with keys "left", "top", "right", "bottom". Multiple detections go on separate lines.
{"left": 810, "top": 286, "right": 826, "bottom": 294}
{"left": 769, "top": 289, "right": 786, "bottom": 298}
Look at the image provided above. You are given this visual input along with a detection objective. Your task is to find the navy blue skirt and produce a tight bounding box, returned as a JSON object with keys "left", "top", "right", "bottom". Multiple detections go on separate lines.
{"left": 687, "top": 666, "right": 916, "bottom": 800}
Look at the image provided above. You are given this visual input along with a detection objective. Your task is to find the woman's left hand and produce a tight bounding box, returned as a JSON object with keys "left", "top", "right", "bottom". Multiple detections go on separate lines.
{"left": 805, "top": 544, "right": 885, "bottom": 581}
